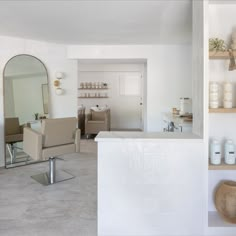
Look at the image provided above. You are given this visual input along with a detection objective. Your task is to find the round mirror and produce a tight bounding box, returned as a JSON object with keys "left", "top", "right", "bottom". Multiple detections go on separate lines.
{"left": 3, "top": 54, "right": 49, "bottom": 167}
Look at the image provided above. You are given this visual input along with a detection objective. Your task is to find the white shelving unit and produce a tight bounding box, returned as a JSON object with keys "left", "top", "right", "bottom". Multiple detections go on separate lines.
{"left": 207, "top": 2, "right": 236, "bottom": 232}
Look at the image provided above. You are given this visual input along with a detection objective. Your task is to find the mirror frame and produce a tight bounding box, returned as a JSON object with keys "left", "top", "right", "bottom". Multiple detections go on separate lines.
{"left": 3, "top": 54, "right": 49, "bottom": 168}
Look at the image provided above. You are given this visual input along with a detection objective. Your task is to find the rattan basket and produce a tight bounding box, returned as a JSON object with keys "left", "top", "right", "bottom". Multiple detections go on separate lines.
{"left": 215, "top": 181, "right": 236, "bottom": 224}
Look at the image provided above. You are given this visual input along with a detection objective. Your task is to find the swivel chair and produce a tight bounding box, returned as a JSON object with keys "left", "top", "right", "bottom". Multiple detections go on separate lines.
{"left": 23, "top": 117, "right": 80, "bottom": 185}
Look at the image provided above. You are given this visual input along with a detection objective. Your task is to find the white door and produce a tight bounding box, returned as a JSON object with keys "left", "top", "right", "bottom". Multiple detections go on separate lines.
{"left": 111, "top": 72, "right": 143, "bottom": 130}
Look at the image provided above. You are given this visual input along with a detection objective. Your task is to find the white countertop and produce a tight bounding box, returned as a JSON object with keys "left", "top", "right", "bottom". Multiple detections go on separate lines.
{"left": 163, "top": 112, "right": 192, "bottom": 127}
{"left": 95, "top": 131, "right": 201, "bottom": 142}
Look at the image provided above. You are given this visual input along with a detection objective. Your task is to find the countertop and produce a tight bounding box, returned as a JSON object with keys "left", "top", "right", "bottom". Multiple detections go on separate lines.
{"left": 163, "top": 112, "right": 192, "bottom": 127}
{"left": 95, "top": 131, "right": 201, "bottom": 142}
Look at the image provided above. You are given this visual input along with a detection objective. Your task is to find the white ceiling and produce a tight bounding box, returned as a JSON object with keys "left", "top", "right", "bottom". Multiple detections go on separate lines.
{"left": 0, "top": 0, "right": 192, "bottom": 45}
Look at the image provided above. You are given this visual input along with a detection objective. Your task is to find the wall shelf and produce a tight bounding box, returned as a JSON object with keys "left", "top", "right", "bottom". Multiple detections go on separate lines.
{"left": 209, "top": 108, "right": 236, "bottom": 113}
{"left": 209, "top": 50, "right": 236, "bottom": 59}
{"left": 78, "top": 88, "right": 108, "bottom": 90}
{"left": 208, "top": 159, "right": 236, "bottom": 170}
{"left": 208, "top": 211, "right": 236, "bottom": 227}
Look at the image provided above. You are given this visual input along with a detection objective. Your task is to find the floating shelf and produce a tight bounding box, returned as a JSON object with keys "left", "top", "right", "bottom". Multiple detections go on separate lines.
{"left": 209, "top": 50, "right": 236, "bottom": 59}
{"left": 209, "top": 108, "right": 236, "bottom": 113}
{"left": 78, "top": 88, "right": 108, "bottom": 90}
{"left": 208, "top": 211, "right": 236, "bottom": 227}
{"left": 78, "top": 96, "right": 108, "bottom": 99}
{"left": 208, "top": 159, "right": 236, "bottom": 170}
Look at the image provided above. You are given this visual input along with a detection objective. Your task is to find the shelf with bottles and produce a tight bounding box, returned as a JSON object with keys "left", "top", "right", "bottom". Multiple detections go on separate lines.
{"left": 78, "top": 82, "right": 108, "bottom": 90}
{"left": 78, "top": 96, "right": 109, "bottom": 99}
{"left": 78, "top": 91, "right": 108, "bottom": 98}
{"left": 209, "top": 138, "right": 236, "bottom": 170}
{"left": 78, "top": 88, "right": 108, "bottom": 90}
{"left": 208, "top": 159, "right": 236, "bottom": 170}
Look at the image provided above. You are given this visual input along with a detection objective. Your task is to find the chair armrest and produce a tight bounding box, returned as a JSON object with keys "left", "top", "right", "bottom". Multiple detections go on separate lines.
{"left": 23, "top": 127, "right": 43, "bottom": 161}
{"left": 74, "top": 128, "right": 81, "bottom": 152}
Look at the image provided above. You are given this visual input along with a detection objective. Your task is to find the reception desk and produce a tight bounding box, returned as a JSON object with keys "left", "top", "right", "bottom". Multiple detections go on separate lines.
{"left": 95, "top": 131, "right": 205, "bottom": 236}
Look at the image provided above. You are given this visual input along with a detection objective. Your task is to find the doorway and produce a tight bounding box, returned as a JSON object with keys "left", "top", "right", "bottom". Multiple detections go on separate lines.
{"left": 77, "top": 60, "right": 146, "bottom": 131}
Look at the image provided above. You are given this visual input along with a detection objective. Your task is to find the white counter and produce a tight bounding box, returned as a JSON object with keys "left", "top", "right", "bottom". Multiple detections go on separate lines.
{"left": 96, "top": 131, "right": 206, "bottom": 236}
{"left": 95, "top": 131, "right": 200, "bottom": 141}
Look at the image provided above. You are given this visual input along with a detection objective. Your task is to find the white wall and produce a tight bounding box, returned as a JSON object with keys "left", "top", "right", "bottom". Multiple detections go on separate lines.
{"left": 0, "top": 36, "right": 78, "bottom": 167}
{"left": 68, "top": 45, "right": 192, "bottom": 132}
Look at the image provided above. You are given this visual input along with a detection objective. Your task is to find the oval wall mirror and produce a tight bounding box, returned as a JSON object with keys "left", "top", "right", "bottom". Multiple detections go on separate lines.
{"left": 3, "top": 54, "right": 50, "bottom": 168}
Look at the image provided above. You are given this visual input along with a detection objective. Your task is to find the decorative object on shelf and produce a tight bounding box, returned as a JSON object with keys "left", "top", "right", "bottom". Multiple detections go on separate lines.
{"left": 179, "top": 97, "right": 192, "bottom": 115}
{"left": 231, "top": 31, "right": 236, "bottom": 50}
{"left": 209, "top": 38, "right": 227, "bottom": 51}
{"left": 223, "top": 82, "right": 233, "bottom": 108}
{"left": 103, "top": 83, "right": 108, "bottom": 88}
{"left": 209, "top": 82, "right": 219, "bottom": 109}
{"left": 228, "top": 49, "right": 236, "bottom": 71}
{"left": 224, "top": 139, "right": 235, "bottom": 164}
{"left": 34, "top": 113, "right": 39, "bottom": 120}
{"left": 215, "top": 181, "right": 236, "bottom": 224}
{"left": 54, "top": 71, "right": 64, "bottom": 95}
{"left": 209, "top": 38, "right": 227, "bottom": 52}
{"left": 210, "top": 139, "right": 221, "bottom": 165}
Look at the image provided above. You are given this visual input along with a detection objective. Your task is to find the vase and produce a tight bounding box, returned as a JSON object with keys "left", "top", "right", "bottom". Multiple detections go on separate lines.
{"left": 215, "top": 181, "right": 236, "bottom": 223}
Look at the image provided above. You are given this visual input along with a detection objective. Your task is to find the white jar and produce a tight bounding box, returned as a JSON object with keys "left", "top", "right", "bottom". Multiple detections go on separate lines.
{"left": 224, "top": 82, "right": 233, "bottom": 92}
{"left": 210, "top": 92, "right": 218, "bottom": 101}
{"left": 180, "top": 98, "right": 192, "bottom": 115}
{"left": 210, "top": 140, "right": 221, "bottom": 165}
{"left": 224, "top": 139, "right": 235, "bottom": 165}
{"left": 224, "top": 101, "right": 233, "bottom": 109}
{"left": 209, "top": 101, "right": 219, "bottom": 109}
{"left": 224, "top": 92, "right": 233, "bottom": 101}
{"left": 209, "top": 82, "right": 219, "bottom": 92}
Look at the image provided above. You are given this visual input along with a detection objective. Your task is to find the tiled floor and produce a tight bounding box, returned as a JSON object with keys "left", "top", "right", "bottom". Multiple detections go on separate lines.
{"left": 0, "top": 139, "right": 97, "bottom": 236}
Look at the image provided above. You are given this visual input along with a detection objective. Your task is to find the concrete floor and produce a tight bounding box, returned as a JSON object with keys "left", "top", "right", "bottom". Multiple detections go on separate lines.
{"left": 0, "top": 139, "right": 97, "bottom": 236}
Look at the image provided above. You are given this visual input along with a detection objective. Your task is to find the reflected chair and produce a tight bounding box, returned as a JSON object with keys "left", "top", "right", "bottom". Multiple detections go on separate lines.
{"left": 78, "top": 106, "right": 85, "bottom": 135}
{"left": 85, "top": 109, "right": 110, "bottom": 138}
{"left": 23, "top": 117, "right": 80, "bottom": 186}
{"left": 5, "top": 117, "right": 28, "bottom": 164}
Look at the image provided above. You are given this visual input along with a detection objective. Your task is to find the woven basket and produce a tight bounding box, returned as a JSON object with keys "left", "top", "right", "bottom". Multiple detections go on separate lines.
{"left": 215, "top": 181, "right": 236, "bottom": 224}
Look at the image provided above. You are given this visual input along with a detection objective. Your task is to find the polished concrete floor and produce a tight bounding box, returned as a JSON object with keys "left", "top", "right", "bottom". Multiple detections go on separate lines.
{"left": 0, "top": 139, "right": 97, "bottom": 236}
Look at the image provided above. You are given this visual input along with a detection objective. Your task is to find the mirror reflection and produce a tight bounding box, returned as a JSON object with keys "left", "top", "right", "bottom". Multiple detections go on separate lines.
{"left": 4, "top": 54, "right": 49, "bottom": 168}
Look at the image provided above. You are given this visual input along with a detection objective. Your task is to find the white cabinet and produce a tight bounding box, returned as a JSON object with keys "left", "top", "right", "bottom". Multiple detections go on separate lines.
{"left": 96, "top": 134, "right": 205, "bottom": 236}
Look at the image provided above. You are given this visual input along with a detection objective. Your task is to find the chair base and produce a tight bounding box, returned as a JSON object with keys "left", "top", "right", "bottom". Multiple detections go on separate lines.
{"left": 31, "top": 170, "right": 75, "bottom": 186}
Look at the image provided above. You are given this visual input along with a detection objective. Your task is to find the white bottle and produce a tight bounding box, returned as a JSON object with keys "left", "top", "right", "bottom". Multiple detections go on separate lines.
{"left": 224, "top": 139, "right": 235, "bottom": 165}
{"left": 180, "top": 98, "right": 192, "bottom": 115}
{"left": 210, "top": 140, "right": 221, "bottom": 165}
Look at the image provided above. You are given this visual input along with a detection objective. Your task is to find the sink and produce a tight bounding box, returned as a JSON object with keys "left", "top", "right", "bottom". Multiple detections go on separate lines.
{"left": 91, "top": 107, "right": 108, "bottom": 112}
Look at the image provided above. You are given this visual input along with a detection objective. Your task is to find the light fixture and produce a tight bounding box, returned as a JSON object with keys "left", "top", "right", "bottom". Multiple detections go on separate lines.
{"left": 54, "top": 72, "right": 64, "bottom": 95}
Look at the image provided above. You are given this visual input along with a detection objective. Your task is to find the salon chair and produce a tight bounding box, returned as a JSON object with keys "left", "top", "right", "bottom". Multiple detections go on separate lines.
{"left": 5, "top": 117, "right": 29, "bottom": 164}
{"left": 23, "top": 117, "right": 80, "bottom": 185}
{"left": 85, "top": 108, "right": 110, "bottom": 138}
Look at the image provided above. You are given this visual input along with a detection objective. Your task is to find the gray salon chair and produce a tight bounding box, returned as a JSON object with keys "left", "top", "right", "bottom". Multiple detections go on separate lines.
{"left": 5, "top": 117, "right": 29, "bottom": 164}
{"left": 23, "top": 117, "right": 81, "bottom": 185}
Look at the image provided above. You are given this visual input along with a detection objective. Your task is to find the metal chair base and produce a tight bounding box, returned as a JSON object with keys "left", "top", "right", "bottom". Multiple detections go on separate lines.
{"left": 31, "top": 170, "right": 74, "bottom": 186}
{"left": 31, "top": 157, "right": 74, "bottom": 186}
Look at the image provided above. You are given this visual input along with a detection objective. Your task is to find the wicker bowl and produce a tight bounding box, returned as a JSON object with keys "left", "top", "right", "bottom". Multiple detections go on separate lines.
{"left": 215, "top": 181, "right": 236, "bottom": 224}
